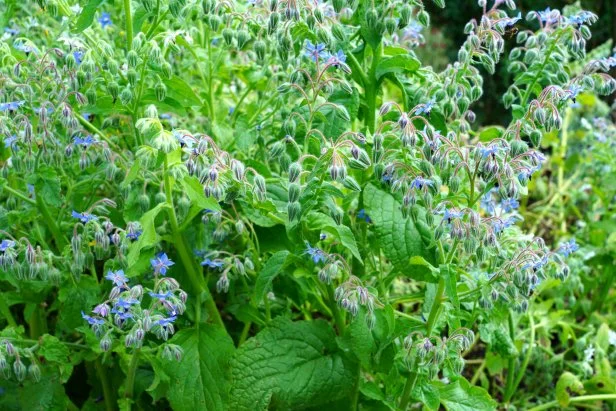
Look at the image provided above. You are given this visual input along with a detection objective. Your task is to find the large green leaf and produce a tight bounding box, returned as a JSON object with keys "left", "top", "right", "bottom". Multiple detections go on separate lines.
{"left": 254, "top": 250, "right": 290, "bottom": 303}
{"left": 433, "top": 378, "right": 496, "bottom": 411}
{"left": 72, "top": 0, "right": 104, "bottom": 33}
{"left": 161, "top": 326, "right": 235, "bottom": 411}
{"left": 306, "top": 212, "right": 362, "bottom": 262}
{"left": 229, "top": 318, "right": 357, "bottom": 410}
{"left": 363, "top": 183, "right": 437, "bottom": 280}
{"left": 126, "top": 202, "right": 167, "bottom": 271}
{"left": 376, "top": 54, "right": 421, "bottom": 82}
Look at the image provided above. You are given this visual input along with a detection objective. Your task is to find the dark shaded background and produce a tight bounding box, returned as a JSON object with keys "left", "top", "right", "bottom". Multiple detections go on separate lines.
{"left": 425, "top": 0, "right": 616, "bottom": 125}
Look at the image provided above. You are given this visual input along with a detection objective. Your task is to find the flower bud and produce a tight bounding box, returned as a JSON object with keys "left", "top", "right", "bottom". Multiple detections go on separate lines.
{"left": 287, "top": 201, "right": 301, "bottom": 222}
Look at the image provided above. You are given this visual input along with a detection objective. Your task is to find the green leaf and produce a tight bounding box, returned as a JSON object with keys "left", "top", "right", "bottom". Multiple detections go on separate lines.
{"left": 442, "top": 265, "right": 461, "bottom": 329}
{"left": 38, "top": 335, "right": 73, "bottom": 383}
{"left": 306, "top": 212, "right": 362, "bottom": 262}
{"left": 434, "top": 378, "right": 496, "bottom": 411}
{"left": 180, "top": 176, "right": 221, "bottom": 212}
{"left": 161, "top": 326, "right": 235, "bottom": 411}
{"left": 72, "top": 0, "right": 104, "bottom": 33}
{"left": 478, "top": 126, "right": 504, "bottom": 142}
{"left": 363, "top": 183, "right": 436, "bottom": 280}
{"left": 406, "top": 256, "right": 439, "bottom": 283}
{"left": 254, "top": 251, "right": 290, "bottom": 303}
{"left": 339, "top": 311, "right": 376, "bottom": 368}
{"left": 313, "top": 103, "right": 351, "bottom": 139}
{"left": 478, "top": 323, "right": 518, "bottom": 358}
{"left": 376, "top": 54, "right": 420, "bottom": 81}
{"left": 27, "top": 166, "right": 62, "bottom": 208}
{"left": 127, "top": 202, "right": 167, "bottom": 271}
{"left": 163, "top": 76, "right": 203, "bottom": 107}
{"left": 229, "top": 318, "right": 357, "bottom": 411}
{"left": 555, "top": 372, "right": 584, "bottom": 407}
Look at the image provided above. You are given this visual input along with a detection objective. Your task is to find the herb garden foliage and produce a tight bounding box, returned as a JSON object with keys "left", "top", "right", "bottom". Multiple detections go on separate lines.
{"left": 0, "top": 0, "right": 615, "bottom": 410}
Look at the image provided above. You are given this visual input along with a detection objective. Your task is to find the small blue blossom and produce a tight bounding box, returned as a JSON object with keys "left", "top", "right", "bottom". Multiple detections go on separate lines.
{"left": 480, "top": 193, "right": 497, "bottom": 215}
{"left": 479, "top": 144, "right": 500, "bottom": 158}
{"left": 113, "top": 298, "right": 138, "bottom": 311}
{"left": 14, "top": 42, "right": 35, "bottom": 54}
{"left": 497, "top": 12, "right": 522, "bottom": 29}
{"left": 81, "top": 311, "right": 105, "bottom": 326}
{"left": 73, "top": 50, "right": 84, "bottom": 65}
{"left": 538, "top": 7, "right": 559, "bottom": 24}
{"left": 73, "top": 135, "right": 96, "bottom": 147}
{"left": 0, "top": 240, "right": 16, "bottom": 252}
{"left": 558, "top": 239, "right": 579, "bottom": 257}
{"left": 98, "top": 12, "right": 112, "bottom": 28}
{"left": 564, "top": 84, "right": 583, "bottom": 102}
{"left": 442, "top": 208, "right": 464, "bottom": 223}
{"left": 71, "top": 210, "right": 98, "bottom": 223}
{"left": 3, "top": 135, "right": 17, "bottom": 149}
{"left": 201, "top": 258, "right": 225, "bottom": 270}
{"left": 304, "top": 242, "right": 327, "bottom": 264}
{"left": 151, "top": 252, "right": 175, "bottom": 275}
{"left": 304, "top": 41, "right": 327, "bottom": 62}
{"left": 105, "top": 269, "right": 128, "bottom": 286}
{"left": 326, "top": 49, "right": 346, "bottom": 67}
{"left": 3, "top": 27, "right": 19, "bottom": 37}
{"left": 410, "top": 176, "right": 433, "bottom": 190}
{"left": 500, "top": 198, "right": 520, "bottom": 213}
{"left": 414, "top": 100, "right": 435, "bottom": 116}
{"left": 149, "top": 291, "right": 172, "bottom": 300}
{"left": 156, "top": 315, "right": 177, "bottom": 327}
{"left": 493, "top": 216, "right": 518, "bottom": 233}
{"left": 126, "top": 230, "right": 142, "bottom": 241}
{"left": 357, "top": 209, "right": 372, "bottom": 223}
{"left": 0, "top": 101, "right": 25, "bottom": 112}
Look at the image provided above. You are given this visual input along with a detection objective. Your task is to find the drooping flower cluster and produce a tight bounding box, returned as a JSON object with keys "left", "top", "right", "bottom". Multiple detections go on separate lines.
{"left": 82, "top": 258, "right": 186, "bottom": 355}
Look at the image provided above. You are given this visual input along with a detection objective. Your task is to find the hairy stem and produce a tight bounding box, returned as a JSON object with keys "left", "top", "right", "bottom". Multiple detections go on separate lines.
{"left": 163, "top": 157, "right": 225, "bottom": 329}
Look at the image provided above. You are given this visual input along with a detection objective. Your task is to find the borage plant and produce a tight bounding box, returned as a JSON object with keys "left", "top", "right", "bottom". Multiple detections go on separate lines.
{"left": 0, "top": 0, "right": 615, "bottom": 410}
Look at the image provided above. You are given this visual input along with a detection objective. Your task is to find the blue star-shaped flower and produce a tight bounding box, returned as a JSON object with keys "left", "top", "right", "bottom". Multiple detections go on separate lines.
{"left": 105, "top": 269, "right": 128, "bottom": 286}
{"left": 151, "top": 252, "right": 175, "bottom": 275}
{"left": 0, "top": 101, "right": 25, "bottom": 112}
{"left": 0, "top": 239, "right": 16, "bottom": 252}
{"left": 71, "top": 210, "right": 98, "bottom": 223}
{"left": 201, "top": 258, "right": 225, "bottom": 270}
{"left": 82, "top": 311, "right": 105, "bottom": 326}
{"left": 304, "top": 243, "right": 327, "bottom": 264}
{"left": 304, "top": 41, "right": 327, "bottom": 62}
{"left": 98, "top": 12, "right": 112, "bottom": 28}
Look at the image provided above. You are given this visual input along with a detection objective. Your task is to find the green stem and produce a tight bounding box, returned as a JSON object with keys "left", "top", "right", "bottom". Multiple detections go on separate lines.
{"left": 28, "top": 305, "right": 47, "bottom": 339}
{"left": 398, "top": 371, "right": 418, "bottom": 410}
{"left": 125, "top": 348, "right": 141, "bottom": 404}
{"left": 1, "top": 185, "right": 35, "bottom": 205}
{"left": 238, "top": 321, "right": 251, "bottom": 346}
{"left": 0, "top": 297, "right": 17, "bottom": 327}
{"left": 527, "top": 394, "right": 616, "bottom": 411}
{"left": 95, "top": 359, "right": 117, "bottom": 411}
{"left": 520, "top": 30, "right": 565, "bottom": 107}
{"left": 326, "top": 283, "right": 345, "bottom": 334}
{"left": 504, "top": 312, "right": 516, "bottom": 399}
{"left": 205, "top": 27, "right": 216, "bottom": 125}
{"left": 124, "top": 0, "right": 133, "bottom": 51}
{"left": 425, "top": 278, "right": 446, "bottom": 335}
{"left": 505, "top": 313, "right": 535, "bottom": 402}
{"left": 163, "top": 157, "right": 225, "bottom": 329}
{"left": 35, "top": 190, "right": 68, "bottom": 252}
{"left": 364, "top": 43, "right": 382, "bottom": 133}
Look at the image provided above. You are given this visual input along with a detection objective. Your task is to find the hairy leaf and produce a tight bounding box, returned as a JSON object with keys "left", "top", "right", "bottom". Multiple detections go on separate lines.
{"left": 229, "top": 318, "right": 357, "bottom": 410}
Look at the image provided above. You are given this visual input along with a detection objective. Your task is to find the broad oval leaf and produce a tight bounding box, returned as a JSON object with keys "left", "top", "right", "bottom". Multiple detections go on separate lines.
{"left": 229, "top": 318, "right": 357, "bottom": 411}
{"left": 363, "top": 183, "right": 437, "bottom": 281}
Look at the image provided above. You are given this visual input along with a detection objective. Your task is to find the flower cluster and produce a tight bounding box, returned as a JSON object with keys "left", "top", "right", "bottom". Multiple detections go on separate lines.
{"left": 82, "top": 258, "right": 186, "bottom": 354}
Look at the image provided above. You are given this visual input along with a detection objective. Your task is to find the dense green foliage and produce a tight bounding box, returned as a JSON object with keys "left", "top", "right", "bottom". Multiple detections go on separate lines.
{"left": 0, "top": 0, "right": 615, "bottom": 410}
